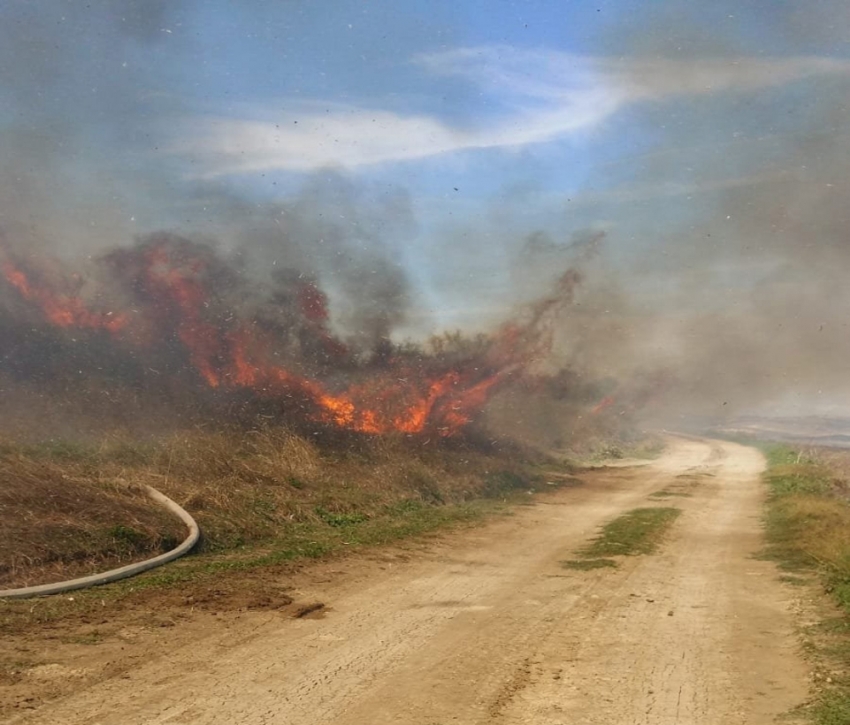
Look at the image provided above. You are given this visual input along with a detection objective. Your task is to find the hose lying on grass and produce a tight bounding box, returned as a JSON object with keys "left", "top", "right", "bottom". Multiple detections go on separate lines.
{"left": 0, "top": 485, "right": 199, "bottom": 600}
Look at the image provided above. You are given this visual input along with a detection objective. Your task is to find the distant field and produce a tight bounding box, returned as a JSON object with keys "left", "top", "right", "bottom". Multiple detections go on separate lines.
{"left": 711, "top": 415, "right": 850, "bottom": 449}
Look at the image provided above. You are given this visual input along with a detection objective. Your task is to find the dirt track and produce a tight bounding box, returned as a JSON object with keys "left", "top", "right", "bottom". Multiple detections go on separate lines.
{"left": 7, "top": 438, "right": 809, "bottom": 724}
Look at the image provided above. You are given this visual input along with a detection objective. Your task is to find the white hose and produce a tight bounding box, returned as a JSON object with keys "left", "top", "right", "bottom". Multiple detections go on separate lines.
{"left": 0, "top": 484, "right": 200, "bottom": 600}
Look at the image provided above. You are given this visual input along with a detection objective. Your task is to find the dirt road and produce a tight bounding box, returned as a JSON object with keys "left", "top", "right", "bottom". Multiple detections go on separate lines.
{"left": 8, "top": 438, "right": 809, "bottom": 724}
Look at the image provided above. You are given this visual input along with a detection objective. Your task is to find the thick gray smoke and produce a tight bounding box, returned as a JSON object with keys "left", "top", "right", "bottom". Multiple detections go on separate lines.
{"left": 182, "top": 177, "right": 415, "bottom": 354}
{"left": 546, "top": 1, "right": 850, "bottom": 424}
{"left": 3, "top": 0, "right": 850, "bottom": 433}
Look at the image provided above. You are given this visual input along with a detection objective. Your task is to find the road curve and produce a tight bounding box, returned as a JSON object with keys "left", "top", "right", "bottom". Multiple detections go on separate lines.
{"left": 9, "top": 437, "right": 809, "bottom": 724}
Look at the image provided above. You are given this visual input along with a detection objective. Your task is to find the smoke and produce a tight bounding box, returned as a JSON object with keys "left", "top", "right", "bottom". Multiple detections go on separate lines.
{"left": 0, "top": 2, "right": 189, "bottom": 253}
{"left": 0, "top": 228, "right": 595, "bottom": 441}
{"left": 531, "top": 0, "right": 850, "bottom": 424}
{"left": 0, "top": 2, "right": 418, "bottom": 353}
{"left": 0, "top": 2, "right": 455, "bottom": 440}
{"left": 3, "top": 0, "right": 850, "bottom": 442}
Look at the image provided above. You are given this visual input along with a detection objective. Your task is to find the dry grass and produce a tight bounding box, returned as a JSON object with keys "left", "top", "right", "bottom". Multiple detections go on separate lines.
{"left": 0, "top": 427, "right": 558, "bottom": 590}
{"left": 770, "top": 496, "right": 850, "bottom": 570}
{"left": 0, "top": 454, "right": 184, "bottom": 588}
{"left": 763, "top": 448, "right": 850, "bottom": 583}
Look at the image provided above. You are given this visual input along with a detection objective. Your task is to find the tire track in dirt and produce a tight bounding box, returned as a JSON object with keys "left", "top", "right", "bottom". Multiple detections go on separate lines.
{"left": 494, "top": 441, "right": 808, "bottom": 725}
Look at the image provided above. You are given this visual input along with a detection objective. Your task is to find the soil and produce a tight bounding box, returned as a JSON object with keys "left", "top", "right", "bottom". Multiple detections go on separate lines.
{"left": 1, "top": 437, "right": 810, "bottom": 724}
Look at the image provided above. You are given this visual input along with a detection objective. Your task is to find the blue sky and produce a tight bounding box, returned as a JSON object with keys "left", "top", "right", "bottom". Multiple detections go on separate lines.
{"left": 3, "top": 2, "right": 849, "bottom": 279}
{"left": 2, "top": 1, "right": 847, "bottom": 228}
{"left": 149, "top": 1, "right": 850, "bottom": 221}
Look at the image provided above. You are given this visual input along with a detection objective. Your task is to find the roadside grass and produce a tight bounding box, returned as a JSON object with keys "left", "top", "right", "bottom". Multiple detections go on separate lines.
{"left": 0, "top": 426, "right": 574, "bottom": 632}
{"left": 0, "top": 495, "right": 510, "bottom": 634}
{"left": 649, "top": 488, "right": 693, "bottom": 498}
{"left": 562, "top": 507, "right": 681, "bottom": 572}
{"left": 0, "top": 457, "right": 185, "bottom": 589}
{"left": 760, "top": 443, "right": 850, "bottom": 723}
{"left": 810, "top": 693, "right": 850, "bottom": 725}
{"left": 561, "top": 558, "right": 617, "bottom": 571}
{"left": 580, "top": 507, "right": 681, "bottom": 558}
{"left": 588, "top": 435, "right": 667, "bottom": 463}
{"left": 0, "top": 427, "right": 563, "bottom": 590}
{"left": 112, "top": 498, "right": 497, "bottom": 591}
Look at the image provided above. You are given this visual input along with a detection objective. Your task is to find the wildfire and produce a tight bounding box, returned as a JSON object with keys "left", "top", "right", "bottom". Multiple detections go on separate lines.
{"left": 1, "top": 259, "right": 127, "bottom": 334}
{"left": 592, "top": 395, "right": 616, "bottom": 414}
{"left": 0, "top": 237, "right": 568, "bottom": 437}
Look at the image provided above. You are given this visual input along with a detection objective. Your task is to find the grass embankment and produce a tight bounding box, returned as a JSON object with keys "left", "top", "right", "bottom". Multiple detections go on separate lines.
{"left": 0, "top": 460, "right": 185, "bottom": 589}
{"left": 762, "top": 444, "right": 850, "bottom": 724}
{"left": 0, "top": 427, "right": 571, "bottom": 629}
{"left": 562, "top": 507, "right": 681, "bottom": 571}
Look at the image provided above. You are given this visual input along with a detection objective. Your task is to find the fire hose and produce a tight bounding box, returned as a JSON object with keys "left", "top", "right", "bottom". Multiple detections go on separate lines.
{"left": 0, "top": 485, "right": 199, "bottom": 600}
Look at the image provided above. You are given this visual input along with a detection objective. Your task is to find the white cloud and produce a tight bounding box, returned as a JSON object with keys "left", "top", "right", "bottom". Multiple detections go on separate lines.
{"left": 179, "top": 111, "right": 473, "bottom": 174}
{"left": 419, "top": 46, "right": 850, "bottom": 100}
{"left": 175, "top": 47, "right": 850, "bottom": 177}
{"left": 571, "top": 169, "right": 793, "bottom": 206}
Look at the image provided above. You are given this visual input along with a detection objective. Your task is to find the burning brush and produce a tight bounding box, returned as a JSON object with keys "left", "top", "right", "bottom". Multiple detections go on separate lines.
{"left": 0, "top": 234, "right": 581, "bottom": 437}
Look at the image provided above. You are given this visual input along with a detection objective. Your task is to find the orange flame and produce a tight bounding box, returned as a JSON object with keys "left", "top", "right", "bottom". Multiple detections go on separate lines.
{"left": 591, "top": 395, "right": 616, "bottom": 414}
{"left": 1, "top": 259, "right": 126, "bottom": 334}
{"left": 2, "top": 242, "right": 516, "bottom": 437}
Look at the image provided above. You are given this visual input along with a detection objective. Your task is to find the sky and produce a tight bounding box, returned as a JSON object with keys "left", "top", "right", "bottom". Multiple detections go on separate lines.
{"left": 2, "top": 0, "right": 850, "bottom": 418}
{"left": 4, "top": 2, "right": 846, "bottom": 215}
{"left": 1, "top": 2, "right": 845, "bottom": 237}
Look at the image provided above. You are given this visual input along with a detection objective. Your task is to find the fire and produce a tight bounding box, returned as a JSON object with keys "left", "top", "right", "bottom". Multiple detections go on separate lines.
{"left": 393, "top": 375, "right": 456, "bottom": 433}
{"left": 1, "top": 259, "right": 126, "bottom": 334}
{"left": 0, "top": 236, "right": 571, "bottom": 437}
{"left": 592, "top": 395, "right": 616, "bottom": 414}
{"left": 139, "top": 244, "right": 226, "bottom": 387}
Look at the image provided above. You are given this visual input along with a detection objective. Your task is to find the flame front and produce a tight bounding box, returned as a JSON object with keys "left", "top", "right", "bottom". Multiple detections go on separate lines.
{"left": 0, "top": 238, "right": 562, "bottom": 437}
{"left": 1, "top": 259, "right": 127, "bottom": 334}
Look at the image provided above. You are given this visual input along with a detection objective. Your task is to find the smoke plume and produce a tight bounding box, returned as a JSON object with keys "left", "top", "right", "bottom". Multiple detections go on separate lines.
{"left": 3, "top": 1, "right": 850, "bottom": 442}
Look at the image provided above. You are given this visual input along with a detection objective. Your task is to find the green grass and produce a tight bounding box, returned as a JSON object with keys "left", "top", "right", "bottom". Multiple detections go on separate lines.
{"left": 561, "top": 506, "right": 681, "bottom": 574}
{"left": 579, "top": 507, "right": 681, "bottom": 558}
{"left": 760, "top": 443, "right": 850, "bottom": 723}
{"left": 561, "top": 558, "right": 617, "bottom": 571}
{"left": 807, "top": 692, "right": 850, "bottom": 725}
{"left": 111, "top": 498, "right": 497, "bottom": 591}
{"left": 649, "top": 488, "right": 693, "bottom": 498}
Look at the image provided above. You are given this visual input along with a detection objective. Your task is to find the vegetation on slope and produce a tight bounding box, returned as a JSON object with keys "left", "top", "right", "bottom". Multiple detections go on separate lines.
{"left": 0, "top": 427, "right": 565, "bottom": 592}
